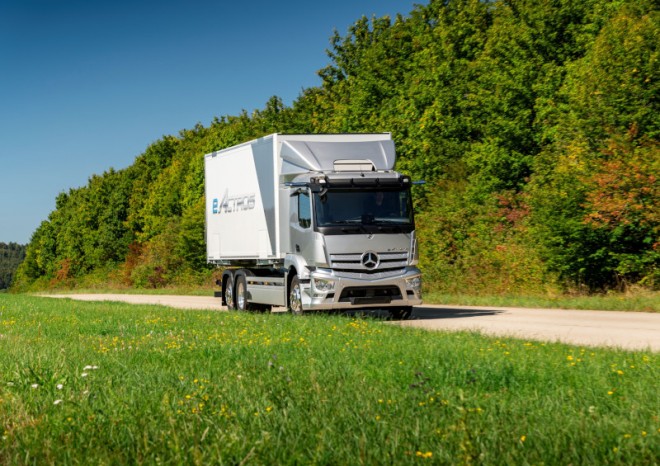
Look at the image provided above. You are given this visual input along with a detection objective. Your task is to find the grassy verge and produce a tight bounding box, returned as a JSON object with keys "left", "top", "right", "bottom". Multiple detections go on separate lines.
{"left": 424, "top": 291, "right": 660, "bottom": 312}
{"left": 32, "top": 286, "right": 215, "bottom": 297}
{"left": 1, "top": 294, "right": 658, "bottom": 464}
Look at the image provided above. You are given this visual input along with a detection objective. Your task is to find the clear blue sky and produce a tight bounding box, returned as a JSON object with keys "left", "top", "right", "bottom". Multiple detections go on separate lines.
{"left": 0, "top": 0, "right": 419, "bottom": 244}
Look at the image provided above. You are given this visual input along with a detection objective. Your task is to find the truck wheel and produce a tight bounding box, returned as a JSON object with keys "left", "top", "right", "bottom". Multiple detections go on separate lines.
{"left": 288, "top": 276, "right": 303, "bottom": 315}
{"left": 390, "top": 307, "right": 412, "bottom": 320}
{"left": 236, "top": 275, "right": 248, "bottom": 311}
{"left": 224, "top": 275, "right": 235, "bottom": 310}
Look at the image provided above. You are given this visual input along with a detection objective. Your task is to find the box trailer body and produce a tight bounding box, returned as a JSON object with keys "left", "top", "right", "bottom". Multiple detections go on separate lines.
{"left": 204, "top": 133, "right": 422, "bottom": 317}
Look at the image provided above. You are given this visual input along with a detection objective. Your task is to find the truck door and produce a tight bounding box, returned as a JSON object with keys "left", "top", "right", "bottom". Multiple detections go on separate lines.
{"left": 290, "top": 190, "right": 314, "bottom": 258}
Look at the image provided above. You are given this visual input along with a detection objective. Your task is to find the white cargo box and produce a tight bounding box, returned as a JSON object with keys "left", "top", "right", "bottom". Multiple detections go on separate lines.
{"left": 204, "top": 133, "right": 395, "bottom": 263}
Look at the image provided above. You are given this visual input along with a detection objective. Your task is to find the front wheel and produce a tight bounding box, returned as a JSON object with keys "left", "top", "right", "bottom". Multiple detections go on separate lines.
{"left": 288, "top": 276, "right": 303, "bottom": 315}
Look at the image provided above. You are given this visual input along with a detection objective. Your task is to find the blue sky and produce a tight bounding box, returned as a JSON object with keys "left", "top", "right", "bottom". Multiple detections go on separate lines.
{"left": 0, "top": 0, "right": 418, "bottom": 244}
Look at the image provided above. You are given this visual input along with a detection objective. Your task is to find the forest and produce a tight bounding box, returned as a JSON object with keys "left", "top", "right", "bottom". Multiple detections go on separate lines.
{"left": 13, "top": 0, "right": 658, "bottom": 295}
{"left": 0, "top": 243, "right": 26, "bottom": 290}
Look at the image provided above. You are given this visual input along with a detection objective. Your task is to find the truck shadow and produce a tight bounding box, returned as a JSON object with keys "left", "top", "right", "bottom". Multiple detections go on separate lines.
{"left": 409, "top": 306, "right": 503, "bottom": 321}
{"left": 337, "top": 306, "right": 503, "bottom": 321}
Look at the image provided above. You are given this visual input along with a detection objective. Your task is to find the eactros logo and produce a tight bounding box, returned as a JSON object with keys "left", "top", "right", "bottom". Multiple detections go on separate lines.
{"left": 213, "top": 189, "right": 256, "bottom": 214}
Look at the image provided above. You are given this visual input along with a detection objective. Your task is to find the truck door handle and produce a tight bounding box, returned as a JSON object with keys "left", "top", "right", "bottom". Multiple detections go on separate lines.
{"left": 295, "top": 244, "right": 300, "bottom": 252}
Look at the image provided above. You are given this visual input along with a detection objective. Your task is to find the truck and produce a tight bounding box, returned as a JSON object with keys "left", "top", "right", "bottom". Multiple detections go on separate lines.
{"left": 204, "top": 133, "right": 422, "bottom": 319}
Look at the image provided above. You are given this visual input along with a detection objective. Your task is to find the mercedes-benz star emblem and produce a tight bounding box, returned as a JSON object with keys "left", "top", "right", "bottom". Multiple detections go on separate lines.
{"left": 361, "top": 251, "right": 380, "bottom": 269}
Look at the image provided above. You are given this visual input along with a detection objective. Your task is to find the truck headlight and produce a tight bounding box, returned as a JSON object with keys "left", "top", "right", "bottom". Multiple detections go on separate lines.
{"left": 312, "top": 278, "right": 335, "bottom": 293}
{"left": 405, "top": 276, "right": 422, "bottom": 292}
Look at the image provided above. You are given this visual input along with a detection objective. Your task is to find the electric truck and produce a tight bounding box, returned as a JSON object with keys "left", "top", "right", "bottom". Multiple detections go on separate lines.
{"left": 204, "top": 133, "right": 422, "bottom": 318}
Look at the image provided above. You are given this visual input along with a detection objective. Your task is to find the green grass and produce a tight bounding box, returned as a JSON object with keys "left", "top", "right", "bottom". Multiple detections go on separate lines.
{"left": 424, "top": 291, "right": 660, "bottom": 312}
{"left": 33, "top": 286, "right": 215, "bottom": 297}
{"left": 1, "top": 295, "right": 658, "bottom": 465}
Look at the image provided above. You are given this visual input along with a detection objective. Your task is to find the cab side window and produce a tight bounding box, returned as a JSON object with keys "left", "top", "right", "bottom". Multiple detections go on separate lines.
{"left": 298, "top": 191, "right": 311, "bottom": 228}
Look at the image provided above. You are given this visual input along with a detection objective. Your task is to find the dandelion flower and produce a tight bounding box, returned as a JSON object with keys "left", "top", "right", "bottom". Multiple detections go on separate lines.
{"left": 520, "top": 435, "right": 526, "bottom": 442}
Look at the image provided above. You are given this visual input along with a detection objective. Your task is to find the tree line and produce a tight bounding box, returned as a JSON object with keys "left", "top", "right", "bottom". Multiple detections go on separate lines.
{"left": 14, "top": 0, "right": 658, "bottom": 294}
{"left": 0, "top": 243, "right": 26, "bottom": 290}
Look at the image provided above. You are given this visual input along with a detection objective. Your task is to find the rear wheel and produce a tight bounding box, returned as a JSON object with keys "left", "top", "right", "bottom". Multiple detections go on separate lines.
{"left": 390, "top": 306, "right": 412, "bottom": 320}
{"left": 224, "top": 274, "right": 235, "bottom": 310}
{"left": 288, "top": 276, "right": 303, "bottom": 315}
{"left": 236, "top": 275, "right": 248, "bottom": 311}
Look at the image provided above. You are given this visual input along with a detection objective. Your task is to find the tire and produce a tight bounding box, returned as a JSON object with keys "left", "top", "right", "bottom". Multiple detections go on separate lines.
{"left": 390, "top": 306, "right": 412, "bottom": 320}
{"left": 235, "top": 275, "right": 248, "bottom": 311}
{"left": 288, "top": 275, "right": 303, "bottom": 315}
{"left": 224, "top": 274, "right": 235, "bottom": 310}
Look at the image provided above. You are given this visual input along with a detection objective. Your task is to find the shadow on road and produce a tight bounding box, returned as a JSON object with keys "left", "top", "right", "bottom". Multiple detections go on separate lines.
{"left": 409, "top": 306, "right": 503, "bottom": 321}
{"left": 336, "top": 306, "right": 504, "bottom": 321}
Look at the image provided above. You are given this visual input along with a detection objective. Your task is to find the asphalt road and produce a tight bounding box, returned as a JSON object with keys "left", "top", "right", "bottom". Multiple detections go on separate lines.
{"left": 43, "top": 294, "right": 660, "bottom": 352}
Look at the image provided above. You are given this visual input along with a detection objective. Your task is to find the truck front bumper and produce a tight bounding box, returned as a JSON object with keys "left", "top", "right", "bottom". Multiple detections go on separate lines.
{"left": 300, "top": 267, "right": 422, "bottom": 311}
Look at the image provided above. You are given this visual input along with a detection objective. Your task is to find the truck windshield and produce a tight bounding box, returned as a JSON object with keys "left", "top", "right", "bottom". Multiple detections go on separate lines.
{"left": 314, "top": 189, "right": 414, "bottom": 232}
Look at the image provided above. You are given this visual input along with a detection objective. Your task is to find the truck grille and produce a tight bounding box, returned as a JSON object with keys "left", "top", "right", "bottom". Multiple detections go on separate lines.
{"left": 333, "top": 268, "right": 406, "bottom": 280}
{"left": 329, "top": 252, "right": 408, "bottom": 271}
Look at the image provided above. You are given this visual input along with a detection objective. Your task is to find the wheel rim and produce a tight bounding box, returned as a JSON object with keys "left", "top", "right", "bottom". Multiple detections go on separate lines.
{"left": 237, "top": 280, "right": 246, "bottom": 310}
{"left": 289, "top": 281, "right": 302, "bottom": 314}
{"left": 225, "top": 281, "right": 234, "bottom": 308}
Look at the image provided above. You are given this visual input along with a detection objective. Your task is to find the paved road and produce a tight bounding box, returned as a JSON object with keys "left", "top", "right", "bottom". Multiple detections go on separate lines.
{"left": 43, "top": 294, "right": 660, "bottom": 352}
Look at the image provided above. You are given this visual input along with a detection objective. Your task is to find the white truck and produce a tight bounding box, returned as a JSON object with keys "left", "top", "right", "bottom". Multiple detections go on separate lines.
{"left": 204, "top": 133, "right": 422, "bottom": 318}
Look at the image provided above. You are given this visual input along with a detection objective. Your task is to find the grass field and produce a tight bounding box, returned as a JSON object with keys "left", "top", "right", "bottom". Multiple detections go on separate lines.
{"left": 0, "top": 294, "right": 658, "bottom": 464}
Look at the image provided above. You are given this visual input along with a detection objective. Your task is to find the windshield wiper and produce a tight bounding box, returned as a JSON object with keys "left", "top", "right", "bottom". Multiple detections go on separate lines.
{"left": 324, "top": 219, "right": 364, "bottom": 226}
{"left": 373, "top": 218, "right": 410, "bottom": 224}
{"left": 377, "top": 225, "right": 404, "bottom": 233}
